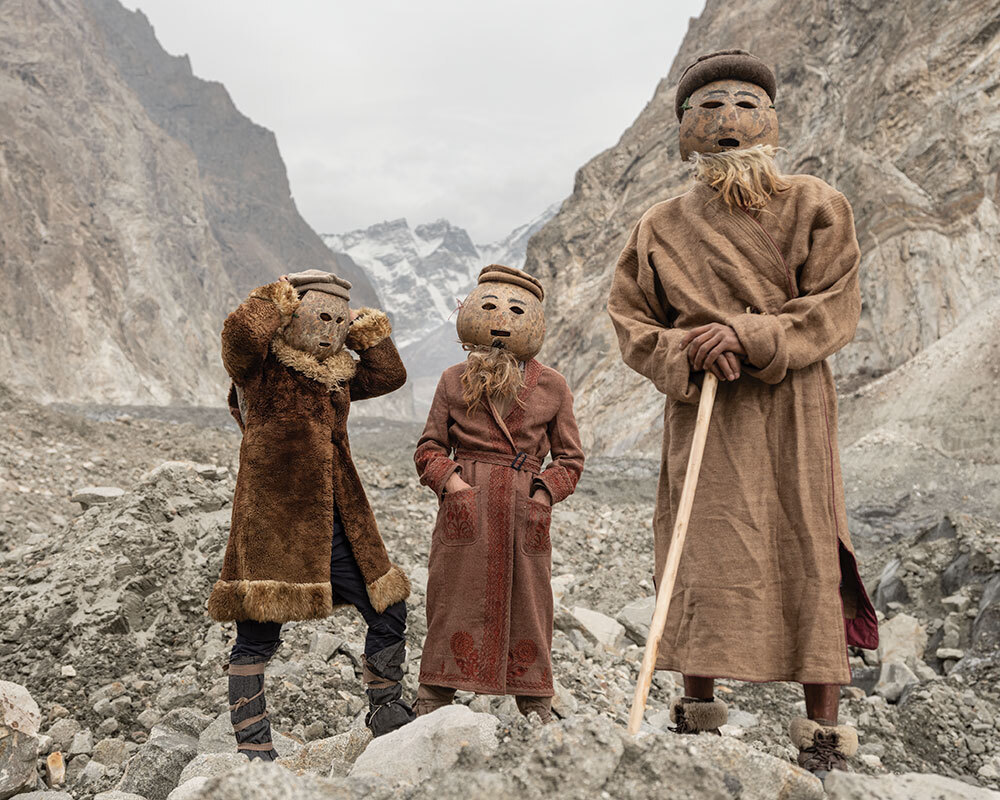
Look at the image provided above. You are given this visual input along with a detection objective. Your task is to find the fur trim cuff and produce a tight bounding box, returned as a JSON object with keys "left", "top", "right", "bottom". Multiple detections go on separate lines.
{"left": 366, "top": 564, "right": 411, "bottom": 613}
{"left": 346, "top": 308, "right": 392, "bottom": 351}
{"left": 207, "top": 579, "right": 333, "bottom": 622}
{"left": 670, "top": 696, "right": 728, "bottom": 730}
{"left": 271, "top": 339, "right": 357, "bottom": 391}
{"left": 788, "top": 717, "right": 859, "bottom": 757}
{"left": 249, "top": 280, "right": 300, "bottom": 326}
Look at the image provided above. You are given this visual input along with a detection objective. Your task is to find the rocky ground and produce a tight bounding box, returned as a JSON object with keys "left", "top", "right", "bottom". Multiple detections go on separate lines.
{"left": 1, "top": 384, "right": 999, "bottom": 799}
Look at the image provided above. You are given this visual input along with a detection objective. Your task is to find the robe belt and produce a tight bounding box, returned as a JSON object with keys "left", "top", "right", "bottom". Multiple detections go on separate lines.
{"left": 454, "top": 448, "right": 542, "bottom": 473}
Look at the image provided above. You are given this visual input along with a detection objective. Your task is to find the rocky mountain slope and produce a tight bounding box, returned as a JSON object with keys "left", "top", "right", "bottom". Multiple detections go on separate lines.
{"left": 0, "top": 0, "right": 375, "bottom": 407}
{"left": 324, "top": 206, "right": 557, "bottom": 414}
{"left": 0, "top": 386, "right": 997, "bottom": 798}
{"left": 525, "top": 0, "right": 1000, "bottom": 458}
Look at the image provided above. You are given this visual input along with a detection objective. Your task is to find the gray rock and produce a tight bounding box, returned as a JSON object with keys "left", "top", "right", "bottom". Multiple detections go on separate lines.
{"left": 162, "top": 761, "right": 352, "bottom": 800}
{"left": 116, "top": 729, "right": 198, "bottom": 800}
{"left": 71, "top": 486, "right": 125, "bottom": 508}
{"left": 177, "top": 753, "right": 245, "bottom": 785}
{"left": 16, "top": 793, "right": 74, "bottom": 800}
{"left": 94, "top": 792, "right": 149, "bottom": 800}
{"left": 93, "top": 737, "right": 130, "bottom": 767}
{"left": 77, "top": 758, "right": 108, "bottom": 789}
{"left": 349, "top": 705, "right": 498, "bottom": 784}
{"left": 68, "top": 728, "right": 94, "bottom": 756}
{"left": 0, "top": 726, "right": 39, "bottom": 800}
{"left": 875, "top": 660, "right": 920, "bottom": 702}
{"left": 571, "top": 606, "right": 627, "bottom": 650}
{"left": 877, "top": 613, "right": 927, "bottom": 665}
{"left": 308, "top": 632, "right": 342, "bottom": 662}
{"left": 277, "top": 720, "right": 373, "bottom": 777}
{"left": 156, "top": 709, "right": 214, "bottom": 739}
{"left": 825, "top": 770, "right": 1000, "bottom": 798}
{"left": 165, "top": 777, "right": 209, "bottom": 800}
{"left": 616, "top": 595, "right": 655, "bottom": 645}
{"left": 45, "top": 719, "right": 81, "bottom": 752}
{"left": 0, "top": 681, "right": 41, "bottom": 737}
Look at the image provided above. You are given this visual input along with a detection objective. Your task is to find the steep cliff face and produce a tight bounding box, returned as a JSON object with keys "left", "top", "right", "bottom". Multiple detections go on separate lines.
{"left": 0, "top": 0, "right": 376, "bottom": 406}
{"left": 526, "top": 0, "right": 1000, "bottom": 455}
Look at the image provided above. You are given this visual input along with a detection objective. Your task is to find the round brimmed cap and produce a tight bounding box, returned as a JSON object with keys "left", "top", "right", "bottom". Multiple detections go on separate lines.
{"left": 477, "top": 264, "right": 544, "bottom": 301}
{"left": 675, "top": 49, "right": 777, "bottom": 121}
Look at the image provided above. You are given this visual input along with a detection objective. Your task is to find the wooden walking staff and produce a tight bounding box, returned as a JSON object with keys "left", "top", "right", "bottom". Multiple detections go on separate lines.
{"left": 627, "top": 371, "right": 719, "bottom": 735}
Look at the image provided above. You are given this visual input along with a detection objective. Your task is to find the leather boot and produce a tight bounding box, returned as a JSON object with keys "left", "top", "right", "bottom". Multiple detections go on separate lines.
{"left": 413, "top": 683, "right": 457, "bottom": 717}
{"left": 515, "top": 695, "right": 553, "bottom": 723}
{"left": 669, "top": 696, "right": 727, "bottom": 735}
{"left": 363, "top": 641, "right": 416, "bottom": 737}
{"left": 226, "top": 655, "right": 277, "bottom": 760}
{"left": 790, "top": 717, "right": 858, "bottom": 780}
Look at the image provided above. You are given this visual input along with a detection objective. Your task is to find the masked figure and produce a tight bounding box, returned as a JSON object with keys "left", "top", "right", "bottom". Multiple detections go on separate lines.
{"left": 608, "top": 50, "right": 878, "bottom": 779}
{"left": 208, "top": 269, "right": 415, "bottom": 757}
{"left": 413, "top": 265, "right": 584, "bottom": 722}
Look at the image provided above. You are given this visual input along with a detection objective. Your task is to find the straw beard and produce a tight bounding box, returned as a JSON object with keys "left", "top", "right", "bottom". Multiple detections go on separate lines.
{"left": 690, "top": 144, "right": 790, "bottom": 211}
{"left": 461, "top": 346, "right": 525, "bottom": 415}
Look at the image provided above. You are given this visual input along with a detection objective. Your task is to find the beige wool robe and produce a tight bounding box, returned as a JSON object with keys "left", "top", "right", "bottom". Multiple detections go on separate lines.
{"left": 608, "top": 175, "right": 878, "bottom": 685}
{"left": 414, "top": 359, "right": 585, "bottom": 695}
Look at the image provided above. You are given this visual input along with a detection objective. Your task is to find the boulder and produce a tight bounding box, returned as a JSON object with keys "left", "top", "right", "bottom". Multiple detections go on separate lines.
{"left": 307, "top": 631, "right": 342, "bottom": 662}
{"left": 165, "top": 760, "right": 351, "bottom": 799}
{"left": 0, "top": 725, "right": 39, "bottom": 800}
{"left": 877, "top": 613, "right": 927, "bottom": 664}
{"left": 278, "top": 716, "right": 371, "bottom": 777}
{"left": 616, "top": 595, "right": 655, "bottom": 645}
{"left": 875, "top": 660, "right": 920, "bottom": 703}
{"left": 165, "top": 777, "right": 209, "bottom": 800}
{"left": 825, "top": 770, "right": 1000, "bottom": 798}
{"left": 571, "top": 607, "right": 626, "bottom": 650}
{"left": 116, "top": 728, "right": 198, "bottom": 800}
{"left": 93, "top": 737, "right": 130, "bottom": 768}
{"left": 0, "top": 681, "right": 41, "bottom": 737}
{"left": 349, "top": 705, "right": 498, "bottom": 785}
{"left": 71, "top": 486, "right": 125, "bottom": 508}
{"left": 16, "top": 793, "right": 74, "bottom": 800}
{"left": 197, "top": 712, "right": 303, "bottom": 760}
{"left": 45, "top": 719, "right": 80, "bottom": 752}
{"left": 177, "top": 752, "right": 245, "bottom": 784}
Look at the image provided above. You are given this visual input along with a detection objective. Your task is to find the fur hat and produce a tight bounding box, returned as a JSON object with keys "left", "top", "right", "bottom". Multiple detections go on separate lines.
{"left": 477, "top": 264, "right": 544, "bottom": 302}
{"left": 285, "top": 268, "right": 352, "bottom": 301}
{"left": 675, "top": 49, "right": 777, "bottom": 122}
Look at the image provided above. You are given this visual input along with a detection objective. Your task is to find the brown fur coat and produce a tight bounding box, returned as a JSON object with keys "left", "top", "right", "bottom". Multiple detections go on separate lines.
{"left": 207, "top": 280, "right": 410, "bottom": 623}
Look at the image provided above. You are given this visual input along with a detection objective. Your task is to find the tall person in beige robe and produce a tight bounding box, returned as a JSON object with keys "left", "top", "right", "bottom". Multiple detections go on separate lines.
{"left": 608, "top": 50, "right": 878, "bottom": 779}
{"left": 413, "top": 265, "right": 585, "bottom": 722}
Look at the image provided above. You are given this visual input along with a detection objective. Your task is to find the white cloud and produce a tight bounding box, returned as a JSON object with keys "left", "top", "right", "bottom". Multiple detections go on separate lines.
{"left": 120, "top": 0, "right": 705, "bottom": 241}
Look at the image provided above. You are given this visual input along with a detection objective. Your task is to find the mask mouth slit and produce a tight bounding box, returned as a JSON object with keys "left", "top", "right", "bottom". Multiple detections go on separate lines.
{"left": 490, "top": 329, "right": 511, "bottom": 337}
{"left": 319, "top": 342, "right": 331, "bottom": 347}
{"left": 718, "top": 138, "right": 740, "bottom": 147}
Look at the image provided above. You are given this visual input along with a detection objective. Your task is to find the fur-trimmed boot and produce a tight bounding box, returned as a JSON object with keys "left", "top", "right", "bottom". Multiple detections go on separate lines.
{"left": 413, "top": 683, "right": 457, "bottom": 717}
{"left": 515, "top": 695, "right": 553, "bottom": 723}
{"left": 363, "top": 642, "right": 416, "bottom": 737}
{"left": 789, "top": 717, "right": 858, "bottom": 779}
{"left": 226, "top": 656, "right": 277, "bottom": 760}
{"left": 669, "top": 696, "right": 728, "bottom": 735}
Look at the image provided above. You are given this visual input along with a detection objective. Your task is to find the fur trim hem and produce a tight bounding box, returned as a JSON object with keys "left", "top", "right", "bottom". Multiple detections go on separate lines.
{"left": 271, "top": 338, "right": 357, "bottom": 391}
{"left": 788, "top": 717, "right": 859, "bottom": 757}
{"left": 207, "top": 579, "right": 333, "bottom": 622}
{"left": 346, "top": 308, "right": 392, "bottom": 351}
{"left": 249, "top": 280, "right": 299, "bottom": 327}
{"left": 669, "top": 696, "right": 728, "bottom": 730}
{"left": 365, "top": 564, "right": 410, "bottom": 613}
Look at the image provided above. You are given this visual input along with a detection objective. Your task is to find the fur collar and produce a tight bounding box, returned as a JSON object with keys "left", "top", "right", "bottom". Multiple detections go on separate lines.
{"left": 271, "top": 338, "right": 356, "bottom": 391}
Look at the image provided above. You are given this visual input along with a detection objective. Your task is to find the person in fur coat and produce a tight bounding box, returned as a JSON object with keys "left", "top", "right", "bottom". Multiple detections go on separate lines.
{"left": 207, "top": 269, "right": 414, "bottom": 757}
{"left": 413, "top": 265, "right": 585, "bottom": 722}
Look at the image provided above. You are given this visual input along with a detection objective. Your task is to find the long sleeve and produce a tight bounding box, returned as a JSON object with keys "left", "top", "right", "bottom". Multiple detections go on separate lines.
{"left": 221, "top": 280, "right": 298, "bottom": 384}
{"left": 535, "top": 382, "right": 585, "bottom": 504}
{"left": 727, "top": 194, "right": 861, "bottom": 385}
{"left": 346, "top": 309, "right": 407, "bottom": 402}
{"left": 607, "top": 222, "right": 700, "bottom": 404}
{"left": 414, "top": 374, "right": 460, "bottom": 500}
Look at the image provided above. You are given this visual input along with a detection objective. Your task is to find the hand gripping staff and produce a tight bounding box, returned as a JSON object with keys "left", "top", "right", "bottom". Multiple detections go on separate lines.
{"left": 627, "top": 371, "right": 719, "bottom": 735}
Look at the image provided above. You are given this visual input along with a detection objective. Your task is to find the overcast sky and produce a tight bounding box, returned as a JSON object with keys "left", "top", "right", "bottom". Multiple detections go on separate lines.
{"left": 121, "top": 1, "right": 704, "bottom": 243}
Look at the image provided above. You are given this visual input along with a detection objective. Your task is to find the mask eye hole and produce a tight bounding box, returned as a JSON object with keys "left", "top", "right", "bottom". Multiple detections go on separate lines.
{"left": 482, "top": 302, "right": 497, "bottom": 310}
{"left": 319, "top": 312, "right": 332, "bottom": 321}
{"left": 510, "top": 305, "right": 524, "bottom": 315}
{"left": 736, "top": 101, "right": 757, "bottom": 109}
{"left": 336, "top": 316, "right": 345, "bottom": 324}
{"left": 700, "top": 101, "right": 723, "bottom": 108}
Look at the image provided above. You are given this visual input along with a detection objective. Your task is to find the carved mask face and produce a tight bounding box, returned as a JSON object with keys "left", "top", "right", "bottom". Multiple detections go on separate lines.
{"left": 280, "top": 291, "right": 350, "bottom": 360}
{"left": 678, "top": 79, "right": 778, "bottom": 161}
{"left": 456, "top": 281, "right": 545, "bottom": 360}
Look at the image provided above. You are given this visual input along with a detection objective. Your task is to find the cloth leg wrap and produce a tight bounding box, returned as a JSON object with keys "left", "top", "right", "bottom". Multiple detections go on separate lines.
{"left": 363, "top": 641, "right": 415, "bottom": 736}
{"left": 227, "top": 655, "right": 276, "bottom": 760}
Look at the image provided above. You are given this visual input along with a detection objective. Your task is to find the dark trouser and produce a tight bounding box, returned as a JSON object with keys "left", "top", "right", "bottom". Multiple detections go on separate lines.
{"left": 230, "top": 509, "right": 407, "bottom": 660}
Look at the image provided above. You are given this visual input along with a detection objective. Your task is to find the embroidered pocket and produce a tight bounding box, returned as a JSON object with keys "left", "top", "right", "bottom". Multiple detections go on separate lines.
{"left": 522, "top": 496, "right": 552, "bottom": 556}
{"left": 436, "top": 486, "right": 481, "bottom": 546}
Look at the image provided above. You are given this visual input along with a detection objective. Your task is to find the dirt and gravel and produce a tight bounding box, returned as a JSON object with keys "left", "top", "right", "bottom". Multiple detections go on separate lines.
{"left": 1, "top": 384, "right": 998, "bottom": 799}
